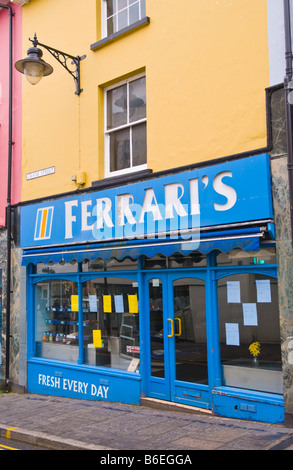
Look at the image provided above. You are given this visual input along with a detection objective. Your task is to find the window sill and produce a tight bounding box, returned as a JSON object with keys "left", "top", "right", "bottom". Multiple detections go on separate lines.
{"left": 90, "top": 17, "right": 150, "bottom": 51}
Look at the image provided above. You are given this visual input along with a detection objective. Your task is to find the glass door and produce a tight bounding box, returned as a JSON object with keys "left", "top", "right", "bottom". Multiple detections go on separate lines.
{"left": 144, "top": 272, "right": 211, "bottom": 408}
{"left": 145, "top": 273, "right": 170, "bottom": 400}
{"left": 171, "top": 276, "right": 210, "bottom": 406}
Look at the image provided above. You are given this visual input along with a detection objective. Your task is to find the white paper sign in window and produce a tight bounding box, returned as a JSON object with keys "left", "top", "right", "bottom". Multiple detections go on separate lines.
{"left": 242, "top": 303, "right": 258, "bottom": 326}
{"left": 225, "top": 323, "right": 240, "bottom": 346}
{"left": 227, "top": 281, "right": 241, "bottom": 303}
{"left": 256, "top": 279, "right": 271, "bottom": 303}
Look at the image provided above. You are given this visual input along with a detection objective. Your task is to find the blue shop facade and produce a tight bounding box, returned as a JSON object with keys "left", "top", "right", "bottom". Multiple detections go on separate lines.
{"left": 20, "top": 153, "right": 284, "bottom": 424}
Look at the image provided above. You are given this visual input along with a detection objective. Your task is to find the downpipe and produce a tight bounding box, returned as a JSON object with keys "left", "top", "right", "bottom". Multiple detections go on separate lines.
{"left": 0, "top": 3, "right": 14, "bottom": 391}
{"left": 284, "top": 0, "right": 293, "bottom": 247}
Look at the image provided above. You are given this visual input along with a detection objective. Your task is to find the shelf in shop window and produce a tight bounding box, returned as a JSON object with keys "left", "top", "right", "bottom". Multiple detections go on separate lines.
{"left": 46, "top": 307, "right": 90, "bottom": 313}
{"left": 45, "top": 319, "right": 90, "bottom": 327}
{"left": 44, "top": 333, "right": 90, "bottom": 341}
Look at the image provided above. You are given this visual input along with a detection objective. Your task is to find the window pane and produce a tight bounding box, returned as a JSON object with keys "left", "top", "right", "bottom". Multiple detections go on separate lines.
{"left": 36, "top": 261, "right": 78, "bottom": 274}
{"left": 107, "top": 17, "right": 115, "bottom": 35}
{"left": 218, "top": 273, "right": 283, "bottom": 394}
{"left": 129, "top": 2, "right": 140, "bottom": 24}
{"left": 110, "top": 128, "right": 130, "bottom": 171}
{"left": 103, "top": 258, "right": 138, "bottom": 270}
{"left": 117, "top": 0, "right": 127, "bottom": 11}
{"left": 141, "top": 0, "right": 146, "bottom": 16}
{"left": 107, "top": 85, "right": 127, "bottom": 129}
{"left": 144, "top": 255, "right": 167, "bottom": 269}
{"left": 149, "top": 279, "right": 164, "bottom": 378}
{"left": 83, "top": 278, "right": 140, "bottom": 371}
{"left": 107, "top": 0, "right": 115, "bottom": 16}
{"left": 132, "top": 123, "right": 146, "bottom": 166}
{"left": 118, "top": 9, "right": 128, "bottom": 30}
{"left": 217, "top": 247, "right": 276, "bottom": 266}
{"left": 173, "top": 278, "right": 208, "bottom": 384}
{"left": 168, "top": 252, "right": 207, "bottom": 268}
{"left": 82, "top": 257, "right": 138, "bottom": 272}
{"left": 35, "top": 280, "right": 78, "bottom": 363}
{"left": 129, "top": 77, "right": 146, "bottom": 123}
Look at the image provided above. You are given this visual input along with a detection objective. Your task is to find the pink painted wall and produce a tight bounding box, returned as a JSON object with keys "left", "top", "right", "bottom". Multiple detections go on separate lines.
{"left": 0, "top": 3, "right": 22, "bottom": 227}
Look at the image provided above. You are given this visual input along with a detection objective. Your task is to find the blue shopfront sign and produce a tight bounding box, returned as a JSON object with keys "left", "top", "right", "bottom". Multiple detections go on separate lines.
{"left": 21, "top": 154, "right": 273, "bottom": 249}
{"left": 28, "top": 362, "right": 140, "bottom": 404}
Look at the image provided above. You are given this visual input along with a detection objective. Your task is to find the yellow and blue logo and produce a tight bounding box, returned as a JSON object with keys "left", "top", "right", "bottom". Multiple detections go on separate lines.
{"left": 34, "top": 206, "right": 54, "bottom": 241}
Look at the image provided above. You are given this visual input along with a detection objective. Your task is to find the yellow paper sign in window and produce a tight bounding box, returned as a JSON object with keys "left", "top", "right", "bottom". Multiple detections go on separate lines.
{"left": 128, "top": 294, "right": 138, "bottom": 313}
{"left": 93, "top": 330, "right": 102, "bottom": 348}
{"left": 103, "top": 295, "right": 112, "bottom": 313}
{"left": 71, "top": 295, "right": 79, "bottom": 311}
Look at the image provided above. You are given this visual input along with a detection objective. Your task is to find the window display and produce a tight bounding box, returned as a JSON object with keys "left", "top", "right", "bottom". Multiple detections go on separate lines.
{"left": 35, "top": 279, "right": 79, "bottom": 362}
{"left": 82, "top": 278, "right": 140, "bottom": 371}
{"left": 34, "top": 277, "right": 140, "bottom": 371}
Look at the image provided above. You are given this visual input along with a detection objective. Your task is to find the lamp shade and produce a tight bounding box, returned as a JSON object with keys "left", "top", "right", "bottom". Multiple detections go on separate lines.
{"left": 15, "top": 46, "right": 53, "bottom": 85}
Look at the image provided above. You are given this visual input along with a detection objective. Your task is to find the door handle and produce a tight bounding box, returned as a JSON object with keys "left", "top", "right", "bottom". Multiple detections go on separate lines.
{"left": 167, "top": 318, "right": 174, "bottom": 337}
{"left": 175, "top": 317, "right": 182, "bottom": 337}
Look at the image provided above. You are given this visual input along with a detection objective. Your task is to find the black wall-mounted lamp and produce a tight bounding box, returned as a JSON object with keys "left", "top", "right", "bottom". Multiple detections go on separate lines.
{"left": 15, "top": 34, "right": 85, "bottom": 95}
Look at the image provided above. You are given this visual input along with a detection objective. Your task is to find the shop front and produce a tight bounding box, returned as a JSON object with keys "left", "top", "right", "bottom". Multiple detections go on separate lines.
{"left": 20, "top": 153, "right": 284, "bottom": 423}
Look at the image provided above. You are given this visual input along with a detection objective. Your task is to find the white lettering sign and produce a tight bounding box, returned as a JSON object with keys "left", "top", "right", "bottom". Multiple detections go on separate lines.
{"left": 37, "top": 374, "right": 109, "bottom": 399}
{"left": 27, "top": 167, "right": 55, "bottom": 180}
{"left": 63, "top": 173, "right": 236, "bottom": 241}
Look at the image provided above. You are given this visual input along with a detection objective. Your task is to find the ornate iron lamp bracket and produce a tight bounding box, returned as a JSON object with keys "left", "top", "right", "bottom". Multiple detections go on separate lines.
{"left": 29, "top": 33, "right": 86, "bottom": 95}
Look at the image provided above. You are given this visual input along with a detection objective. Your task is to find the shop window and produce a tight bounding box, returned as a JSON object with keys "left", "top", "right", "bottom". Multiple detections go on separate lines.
{"left": 218, "top": 273, "right": 283, "bottom": 394}
{"left": 102, "top": 0, "right": 146, "bottom": 37}
{"left": 82, "top": 277, "right": 140, "bottom": 372}
{"left": 105, "top": 74, "right": 147, "bottom": 177}
{"left": 35, "top": 279, "right": 78, "bottom": 362}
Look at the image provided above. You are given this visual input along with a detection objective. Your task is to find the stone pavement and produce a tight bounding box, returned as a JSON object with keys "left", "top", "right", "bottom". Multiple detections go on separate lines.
{"left": 0, "top": 393, "right": 293, "bottom": 451}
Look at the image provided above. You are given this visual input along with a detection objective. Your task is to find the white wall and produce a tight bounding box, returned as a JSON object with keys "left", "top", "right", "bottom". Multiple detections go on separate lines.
{"left": 267, "top": 0, "right": 286, "bottom": 86}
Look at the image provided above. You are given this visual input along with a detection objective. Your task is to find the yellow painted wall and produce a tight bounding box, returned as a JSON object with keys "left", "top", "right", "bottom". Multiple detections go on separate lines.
{"left": 20, "top": 0, "right": 270, "bottom": 201}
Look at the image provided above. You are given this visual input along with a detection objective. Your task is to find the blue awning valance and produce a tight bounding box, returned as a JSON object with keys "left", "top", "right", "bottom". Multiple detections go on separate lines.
{"left": 21, "top": 227, "right": 264, "bottom": 266}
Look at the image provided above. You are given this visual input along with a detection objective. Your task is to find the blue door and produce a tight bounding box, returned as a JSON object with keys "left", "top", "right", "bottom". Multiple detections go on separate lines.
{"left": 144, "top": 271, "right": 211, "bottom": 409}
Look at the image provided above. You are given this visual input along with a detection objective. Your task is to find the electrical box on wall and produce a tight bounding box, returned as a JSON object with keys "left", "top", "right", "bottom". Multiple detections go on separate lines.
{"left": 77, "top": 171, "right": 86, "bottom": 185}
